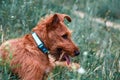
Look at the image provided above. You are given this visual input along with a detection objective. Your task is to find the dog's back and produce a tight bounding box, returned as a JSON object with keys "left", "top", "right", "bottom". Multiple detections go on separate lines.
{"left": 0, "top": 38, "right": 21, "bottom": 60}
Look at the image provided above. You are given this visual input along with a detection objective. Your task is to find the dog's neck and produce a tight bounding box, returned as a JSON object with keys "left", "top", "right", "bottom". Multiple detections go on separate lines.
{"left": 32, "top": 32, "right": 49, "bottom": 54}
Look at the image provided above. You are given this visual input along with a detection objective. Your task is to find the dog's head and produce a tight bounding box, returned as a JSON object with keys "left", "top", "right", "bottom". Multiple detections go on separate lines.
{"left": 33, "top": 13, "right": 80, "bottom": 64}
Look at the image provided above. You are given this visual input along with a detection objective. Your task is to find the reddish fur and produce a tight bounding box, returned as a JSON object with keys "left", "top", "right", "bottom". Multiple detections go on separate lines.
{"left": 0, "top": 13, "right": 80, "bottom": 80}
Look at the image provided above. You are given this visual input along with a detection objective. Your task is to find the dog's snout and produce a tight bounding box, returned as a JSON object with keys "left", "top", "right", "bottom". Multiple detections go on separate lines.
{"left": 74, "top": 50, "right": 80, "bottom": 56}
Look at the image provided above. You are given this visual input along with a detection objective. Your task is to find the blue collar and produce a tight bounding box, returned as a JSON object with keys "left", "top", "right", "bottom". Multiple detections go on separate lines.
{"left": 32, "top": 32, "right": 49, "bottom": 54}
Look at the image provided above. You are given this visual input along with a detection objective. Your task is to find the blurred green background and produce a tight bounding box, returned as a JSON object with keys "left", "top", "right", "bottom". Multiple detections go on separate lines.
{"left": 0, "top": 0, "right": 120, "bottom": 80}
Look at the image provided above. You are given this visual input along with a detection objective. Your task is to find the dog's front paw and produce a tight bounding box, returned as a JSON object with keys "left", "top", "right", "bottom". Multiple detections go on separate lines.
{"left": 68, "top": 62, "right": 80, "bottom": 71}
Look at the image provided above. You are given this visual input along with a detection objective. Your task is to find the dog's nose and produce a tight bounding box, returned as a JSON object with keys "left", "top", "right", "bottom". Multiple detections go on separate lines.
{"left": 74, "top": 50, "right": 80, "bottom": 56}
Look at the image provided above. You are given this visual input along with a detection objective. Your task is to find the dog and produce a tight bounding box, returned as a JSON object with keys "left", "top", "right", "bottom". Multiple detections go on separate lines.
{"left": 0, "top": 13, "right": 80, "bottom": 80}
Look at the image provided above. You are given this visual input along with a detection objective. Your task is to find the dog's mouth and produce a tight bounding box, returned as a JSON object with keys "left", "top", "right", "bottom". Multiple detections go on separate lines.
{"left": 49, "top": 48, "right": 72, "bottom": 65}
{"left": 58, "top": 52, "right": 71, "bottom": 65}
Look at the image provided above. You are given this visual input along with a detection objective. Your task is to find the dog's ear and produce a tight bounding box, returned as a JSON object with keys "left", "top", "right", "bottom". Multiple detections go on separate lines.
{"left": 51, "top": 14, "right": 60, "bottom": 25}
{"left": 62, "top": 14, "right": 72, "bottom": 22}
{"left": 51, "top": 13, "right": 72, "bottom": 25}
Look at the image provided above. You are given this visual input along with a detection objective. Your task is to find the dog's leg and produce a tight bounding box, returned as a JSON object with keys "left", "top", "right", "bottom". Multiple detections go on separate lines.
{"left": 55, "top": 61, "right": 80, "bottom": 70}
{"left": 48, "top": 55, "right": 80, "bottom": 70}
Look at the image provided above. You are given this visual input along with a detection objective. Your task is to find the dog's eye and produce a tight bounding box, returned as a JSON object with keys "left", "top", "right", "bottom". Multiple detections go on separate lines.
{"left": 62, "top": 34, "right": 68, "bottom": 39}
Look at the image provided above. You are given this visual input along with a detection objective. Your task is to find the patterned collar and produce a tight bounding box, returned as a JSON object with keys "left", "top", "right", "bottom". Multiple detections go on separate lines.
{"left": 32, "top": 32, "right": 49, "bottom": 54}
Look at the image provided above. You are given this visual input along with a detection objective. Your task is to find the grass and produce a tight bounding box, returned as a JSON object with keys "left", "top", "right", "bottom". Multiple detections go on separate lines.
{"left": 0, "top": 0, "right": 120, "bottom": 80}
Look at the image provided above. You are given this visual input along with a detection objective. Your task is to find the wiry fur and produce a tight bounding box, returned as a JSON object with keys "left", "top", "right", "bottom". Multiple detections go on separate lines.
{"left": 0, "top": 13, "right": 80, "bottom": 80}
